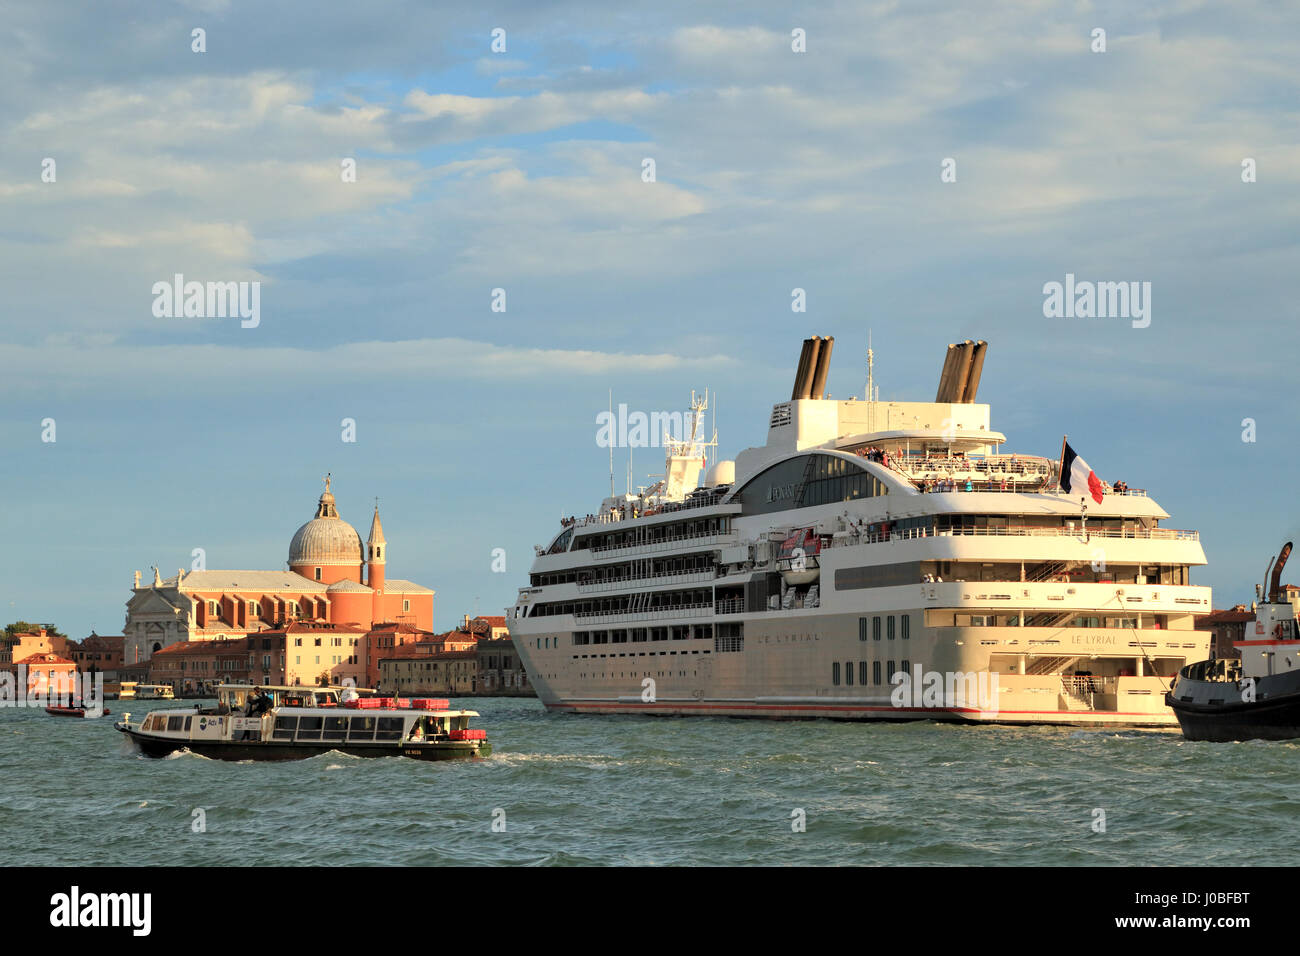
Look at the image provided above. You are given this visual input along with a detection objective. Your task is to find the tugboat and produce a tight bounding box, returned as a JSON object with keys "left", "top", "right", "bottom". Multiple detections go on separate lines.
{"left": 1167, "top": 542, "right": 1300, "bottom": 741}
{"left": 114, "top": 683, "right": 491, "bottom": 761}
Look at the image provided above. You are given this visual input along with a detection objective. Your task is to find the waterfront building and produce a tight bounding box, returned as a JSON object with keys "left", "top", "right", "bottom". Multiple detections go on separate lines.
{"left": 477, "top": 637, "right": 531, "bottom": 696}
{"left": 9, "top": 652, "right": 76, "bottom": 694}
{"left": 1195, "top": 605, "right": 1254, "bottom": 660}
{"left": 0, "top": 626, "right": 69, "bottom": 666}
{"left": 65, "top": 633, "right": 125, "bottom": 680}
{"left": 123, "top": 478, "right": 434, "bottom": 664}
{"left": 378, "top": 646, "right": 478, "bottom": 696}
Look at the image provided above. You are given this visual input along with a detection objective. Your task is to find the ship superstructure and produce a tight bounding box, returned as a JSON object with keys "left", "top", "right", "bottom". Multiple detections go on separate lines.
{"left": 509, "top": 338, "right": 1211, "bottom": 725}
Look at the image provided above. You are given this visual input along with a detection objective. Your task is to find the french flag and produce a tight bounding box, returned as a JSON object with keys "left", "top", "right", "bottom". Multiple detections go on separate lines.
{"left": 1060, "top": 442, "right": 1104, "bottom": 504}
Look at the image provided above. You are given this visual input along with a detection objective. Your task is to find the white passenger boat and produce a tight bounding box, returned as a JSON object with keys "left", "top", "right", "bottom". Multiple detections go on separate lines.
{"left": 115, "top": 684, "right": 491, "bottom": 760}
{"left": 509, "top": 337, "right": 1212, "bottom": 726}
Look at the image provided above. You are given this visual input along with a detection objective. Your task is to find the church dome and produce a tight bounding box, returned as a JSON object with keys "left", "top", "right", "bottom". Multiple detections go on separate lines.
{"left": 289, "top": 476, "right": 363, "bottom": 567}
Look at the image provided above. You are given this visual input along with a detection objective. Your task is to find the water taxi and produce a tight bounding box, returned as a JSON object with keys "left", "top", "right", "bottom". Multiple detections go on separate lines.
{"left": 118, "top": 682, "right": 175, "bottom": 701}
{"left": 114, "top": 683, "right": 491, "bottom": 761}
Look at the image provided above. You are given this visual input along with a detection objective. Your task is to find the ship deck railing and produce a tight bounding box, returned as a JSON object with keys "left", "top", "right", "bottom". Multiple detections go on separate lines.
{"left": 573, "top": 602, "right": 714, "bottom": 624}
{"left": 589, "top": 530, "right": 737, "bottom": 559}
{"left": 823, "top": 525, "right": 1197, "bottom": 549}
{"left": 578, "top": 569, "right": 716, "bottom": 592}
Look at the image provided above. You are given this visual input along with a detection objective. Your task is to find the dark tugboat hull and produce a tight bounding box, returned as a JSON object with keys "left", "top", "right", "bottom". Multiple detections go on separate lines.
{"left": 1166, "top": 686, "right": 1300, "bottom": 742}
{"left": 118, "top": 727, "right": 489, "bottom": 761}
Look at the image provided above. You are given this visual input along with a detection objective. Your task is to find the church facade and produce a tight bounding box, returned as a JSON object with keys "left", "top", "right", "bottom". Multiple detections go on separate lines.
{"left": 123, "top": 478, "right": 434, "bottom": 665}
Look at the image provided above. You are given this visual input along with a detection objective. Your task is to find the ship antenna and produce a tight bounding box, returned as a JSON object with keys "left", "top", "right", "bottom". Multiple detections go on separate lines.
{"left": 866, "top": 332, "right": 875, "bottom": 431}
{"left": 609, "top": 388, "right": 615, "bottom": 499}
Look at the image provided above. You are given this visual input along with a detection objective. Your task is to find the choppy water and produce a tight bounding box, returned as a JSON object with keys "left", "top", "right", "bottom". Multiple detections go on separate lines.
{"left": 2, "top": 697, "right": 1296, "bottom": 866}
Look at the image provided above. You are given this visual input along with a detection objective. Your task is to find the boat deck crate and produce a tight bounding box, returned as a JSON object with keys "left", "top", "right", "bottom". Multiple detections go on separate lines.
{"left": 412, "top": 698, "right": 450, "bottom": 710}
{"left": 449, "top": 728, "right": 487, "bottom": 741}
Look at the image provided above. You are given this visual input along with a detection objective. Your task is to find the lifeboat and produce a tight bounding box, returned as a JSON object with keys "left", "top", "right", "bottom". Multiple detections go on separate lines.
{"left": 777, "top": 527, "right": 822, "bottom": 585}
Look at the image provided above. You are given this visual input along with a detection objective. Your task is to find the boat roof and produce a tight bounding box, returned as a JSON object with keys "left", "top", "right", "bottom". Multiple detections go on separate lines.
{"left": 275, "top": 707, "right": 480, "bottom": 718}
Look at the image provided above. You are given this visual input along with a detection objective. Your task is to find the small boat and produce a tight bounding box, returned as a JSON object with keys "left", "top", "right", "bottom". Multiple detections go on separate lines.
{"left": 1167, "top": 541, "right": 1300, "bottom": 741}
{"left": 46, "top": 705, "right": 110, "bottom": 718}
{"left": 114, "top": 683, "right": 491, "bottom": 761}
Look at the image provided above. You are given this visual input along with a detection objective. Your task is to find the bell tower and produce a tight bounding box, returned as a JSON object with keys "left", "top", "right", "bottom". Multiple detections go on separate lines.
{"left": 367, "top": 503, "right": 386, "bottom": 622}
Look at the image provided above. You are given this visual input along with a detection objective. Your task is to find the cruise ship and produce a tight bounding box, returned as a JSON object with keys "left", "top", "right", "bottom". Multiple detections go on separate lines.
{"left": 508, "top": 337, "right": 1211, "bottom": 726}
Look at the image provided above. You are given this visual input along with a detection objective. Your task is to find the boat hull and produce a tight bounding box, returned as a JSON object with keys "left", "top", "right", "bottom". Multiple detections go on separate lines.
{"left": 1166, "top": 668, "right": 1300, "bottom": 741}
{"left": 46, "top": 707, "right": 109, "bottom": 718}
{"left": 116, "top": 726, "right": 489, "bottom": 761}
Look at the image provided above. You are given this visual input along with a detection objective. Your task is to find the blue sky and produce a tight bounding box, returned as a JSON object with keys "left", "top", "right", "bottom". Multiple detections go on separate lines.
{"left": 1, "top": 0, "right": 1298, "bottom": 637}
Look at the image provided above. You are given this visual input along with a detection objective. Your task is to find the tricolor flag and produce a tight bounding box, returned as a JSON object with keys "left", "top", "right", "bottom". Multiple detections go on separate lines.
{"left": 1060, "top": 441, "right": 1104, "bottom": 504}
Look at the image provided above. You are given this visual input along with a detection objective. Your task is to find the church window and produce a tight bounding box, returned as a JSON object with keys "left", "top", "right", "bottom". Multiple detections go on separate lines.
{"left": 403, "top": 600, "right": 411, "bottom": 612}
{"left": 314, "top": 568, "right": 322, "bottom": 581}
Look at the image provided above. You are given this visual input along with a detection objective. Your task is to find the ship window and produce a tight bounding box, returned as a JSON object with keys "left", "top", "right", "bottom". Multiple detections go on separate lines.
{"left": 887, "top": 661, "right": 896, "bottom": 684}
{"left": 348, "top": 717, "right": 376, "bottom": 740}
{"left": 859, "top": 618, "right": 869, "bottom": 641}
{"left": 888, "top": 617, "right": 896, "bottom": 640}
{"left": 296, "top": 716, "right": 323, "bottom": 740}
{"left": 832, "top": 662, "right": 841, "bottom": 686}
{"left": 874, "top": 661, "right": 882, "bottom": 685}
{"left": 323, "top": 716, "right": 348, "bottom": 741}
{"left": 273, "top": 716, "right": 298, "bottom": 740}
{"left": 873, "top": 617, "right": 882, "bottom": 640}
{"left": 845, "top": 662, "right": 853, "bottom": 686}
{"left": 184, "top": 716, "right": 192, "bottom": 731}
{"left": 902, "top": 615, "right": 910, "bottom": 640}
{"left": 166, "top": 716, "right": 185, "bottom": 732}
{"left": 376, "top": 718, "right": 404, "bottom": 741}
{"left": 859, "top": 661, "right": 869, "bottom": 685}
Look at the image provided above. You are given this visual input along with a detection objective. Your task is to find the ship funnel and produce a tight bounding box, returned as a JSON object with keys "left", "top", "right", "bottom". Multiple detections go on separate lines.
{"left": 792, "top": 337, "right": 817, "bottom": 400}
{"left": 809, "top": 336, "right": 834, "bottom": 399}
{"left": 1269, "top": 541, "right": 1292, "bottom": 603}
{"left": 935, "top": 340, "right": 988, "bottom": 403}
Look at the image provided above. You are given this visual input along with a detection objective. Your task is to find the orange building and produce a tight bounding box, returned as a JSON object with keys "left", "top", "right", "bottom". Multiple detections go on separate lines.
{"left": 124, "top": 478, "right": 435, "bottom": 664}
{"left": 11, "top": 652, "right": 77, "bottom": 695}
{"left": 0, "top": 627, "right": 69, "bottom": 666}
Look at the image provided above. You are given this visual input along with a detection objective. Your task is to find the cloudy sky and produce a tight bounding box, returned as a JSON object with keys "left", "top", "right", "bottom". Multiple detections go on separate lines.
{"left": 1, "top": 0, "right": 1297, "bottom": 637}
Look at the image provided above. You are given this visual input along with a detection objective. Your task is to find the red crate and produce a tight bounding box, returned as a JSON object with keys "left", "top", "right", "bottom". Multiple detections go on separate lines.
{"left": 449, "top": 728, "right": 487, "bottom": 741}
{"left": 412, "top": 698, "right": 450, "bottom": 710}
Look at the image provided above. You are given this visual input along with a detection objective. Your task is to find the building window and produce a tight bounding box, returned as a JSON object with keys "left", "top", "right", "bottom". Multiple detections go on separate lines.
{"left": 832, "top": 662, "right": 841, "bottom": 686}
{"left": 887, "top": 661, "right": 896, "bottom": 684}
{"left": 248, "top": 601, "right": 259, "bottom": 618}
{"left": 902, "top": 615, "right": 910, "bottom": 640}
{"left": 887, "top": 617, "right": 896, "bottom": 641}
{"left": 858, "top": 618, "right": 868, "bottom": 641}
{"left": 403, "top": 600, "right": 410, "bottom": 612}
{"left": 845, "top": 661, "right": 854, "bottom": 686}
{"left": 859, "top": 661, "right": 868, "bottom": 686}
{"left": 315, "top": 568, "right": 322, "bottom": 581}
{"left": 873, "top": 617, "right": 881, "bottom": 641}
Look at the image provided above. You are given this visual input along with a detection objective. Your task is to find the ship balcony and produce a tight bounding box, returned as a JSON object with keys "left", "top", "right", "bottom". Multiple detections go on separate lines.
{"left": 573, "top": 602, "right": 714, "bottom": 625}
{"left": 589, "top": 530, "right": 737, "bottom": 561}
{"left": 577, "top": 570, "right": 716, "bottom": 593}
{"left": 918, "top": 580, "right": 1211, "bottom": 614}
{"left": 934, "top": 625, "right": 1205, "bottom": 666}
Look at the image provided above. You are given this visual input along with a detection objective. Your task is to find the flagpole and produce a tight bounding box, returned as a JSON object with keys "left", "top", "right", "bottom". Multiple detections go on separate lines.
{"left": 1057, "top": 433, "right": 1068, "bottom": 492}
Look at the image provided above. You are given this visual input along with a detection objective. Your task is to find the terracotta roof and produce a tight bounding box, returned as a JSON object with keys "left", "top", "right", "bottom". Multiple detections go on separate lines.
{"left": 1199, "top": 608, "right": 1255, "bottom": 625}
{"left": 165, "top": 570, "right": 329, "bottom": 592}
{"left": 15, "top": 653, "right": 74, "bottom": 666}
{"left": 379, "top": 647, "right": 477, "bottom": 663}
{"left": 382, "top": 579, "right": 434, "bottom": 594}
